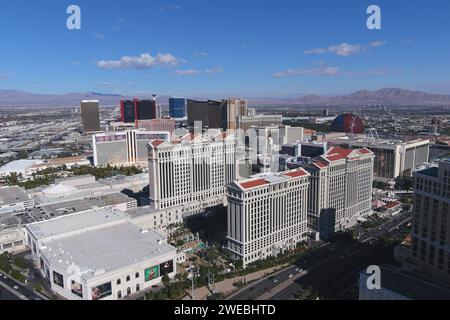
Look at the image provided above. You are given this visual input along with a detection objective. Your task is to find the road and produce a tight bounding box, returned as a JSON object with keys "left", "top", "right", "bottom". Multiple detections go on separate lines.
{"left": 230, "top": 210, "right": 412, "bottom": 301}
{"left": 0, "top": 272, "right": 44, "bottom": 301}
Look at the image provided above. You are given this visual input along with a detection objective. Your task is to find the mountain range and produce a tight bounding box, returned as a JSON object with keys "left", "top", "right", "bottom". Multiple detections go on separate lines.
{"left": 0, "top": 88, "right": 450, "bottom": 107}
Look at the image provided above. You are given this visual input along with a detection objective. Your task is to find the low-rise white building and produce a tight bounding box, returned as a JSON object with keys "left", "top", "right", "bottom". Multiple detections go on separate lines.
{"left": 25, "top": 208, "right": 177, "bottom": 300}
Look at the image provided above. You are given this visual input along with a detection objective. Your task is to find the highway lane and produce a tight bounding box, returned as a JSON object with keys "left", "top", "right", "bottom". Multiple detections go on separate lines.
{"left": 0, "top": 272, "right": 43, "bottom": 301}
{"left": 231, "top": 210, "right": 412, "bottom": 301}
{"left": 270, "top": 212, "right": 412, "bottom": 300}
{"left": 230, "top": 241, "right": 352, "bottom": 300}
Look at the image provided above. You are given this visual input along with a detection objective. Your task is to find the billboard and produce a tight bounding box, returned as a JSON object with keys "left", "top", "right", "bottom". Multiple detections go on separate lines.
{"left": 71, "top": 280, "right": 83, "bottom": 298}
{"left": 91, "top": 282, "right": 112, "bottom": 301}
{"left": 53, "top": 271, "right": 64, "bottom": 288}
{"left": 159, "top": 260, "right": 174, "bottom": 277}
{"left": 144, "top": 265, "right": 160, "bottom": 282}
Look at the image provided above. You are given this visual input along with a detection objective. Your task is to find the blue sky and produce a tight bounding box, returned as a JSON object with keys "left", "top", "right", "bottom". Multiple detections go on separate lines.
{"left": 0, "top": 0, "right": 449, "bottom": 97}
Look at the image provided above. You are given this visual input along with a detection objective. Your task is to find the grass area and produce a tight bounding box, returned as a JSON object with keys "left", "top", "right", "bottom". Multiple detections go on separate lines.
{"left": 0, "top": 253, "right": 27, "bottom": 283}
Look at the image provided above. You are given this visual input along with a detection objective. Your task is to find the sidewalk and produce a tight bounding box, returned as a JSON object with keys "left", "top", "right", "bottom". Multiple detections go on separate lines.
{"left": 183, "top": 265, "right": 288, "bottom": 300}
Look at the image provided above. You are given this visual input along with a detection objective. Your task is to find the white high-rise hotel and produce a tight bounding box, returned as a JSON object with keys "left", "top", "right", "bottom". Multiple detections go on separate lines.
{"left": 306, "top": 147, "right": 375, "bottom": 238}
{"left": 226, "top": 169, "right": 310, "bottom": 268}
{"left": 148, "top": 130, "right": 237, "bottom": 213}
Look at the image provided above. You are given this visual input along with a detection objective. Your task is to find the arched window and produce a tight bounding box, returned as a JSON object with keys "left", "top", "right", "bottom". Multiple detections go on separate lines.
{"left": 117, "top": 291, "right": 122, "bottom": 299}
{"left": 126, "top": 275, "right": 131, "bottom": 282}
{"left": 135, "top": 272, "right": 140, "bottom": 279}
{"left": 117, "top": 279, "right": 121, "bottom": 285}
{"left": 127, "top": 287, "right": 132, "bottom": 296}
{"left": 136, "top": 284, "right": 140, "bottom": 292}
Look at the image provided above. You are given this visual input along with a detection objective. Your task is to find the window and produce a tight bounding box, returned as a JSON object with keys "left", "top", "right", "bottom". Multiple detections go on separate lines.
{"left": 117, "top": 279, "right": 121, "bottom": 285}
{"left": 136, "top": 284, "right": 140, "bottom": 292}
{"left": 135, "top": 272, "right": 140, "bottom": 279}
{"left": 117, "top": 291, "right": 122, "bottom": 299}
{"left": 127, "top": 287, "right": 132, "bottom": 296}
{"left": 126, "top": 275, "right": 131, "bottom": 282}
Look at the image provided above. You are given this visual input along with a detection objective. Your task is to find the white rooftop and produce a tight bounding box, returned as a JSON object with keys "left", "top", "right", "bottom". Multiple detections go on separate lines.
{"left": 0, "top": 159, "right": 42, "bottom": 173}
{"left": 27, "top": 208, "right": 128, "bottom": 240}
{"left": 40, "top": 222, "right": 175, "bottom": 280}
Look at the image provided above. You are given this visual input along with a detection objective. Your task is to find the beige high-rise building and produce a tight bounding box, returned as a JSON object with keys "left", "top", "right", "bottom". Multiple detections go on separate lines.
{"left": 305, "top": 147, "right": 374, "bottom": 239}
{"left": 226, "top": 169, "right": 310, "bottom": 268}
{"left": 148, "top": 130, "right": 238, "bottom": 213}
{"left": 411, "top": 160, "right": 450, "bottom": 284}
{"left": 226, "top": 98, "right": 248, "bottom": 131}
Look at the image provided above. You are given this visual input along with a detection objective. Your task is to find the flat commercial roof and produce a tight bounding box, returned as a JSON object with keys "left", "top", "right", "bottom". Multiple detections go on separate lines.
{"left": 29, "top": 193, "right": 133, "bottom": 219}
{"left": 0, "top": 160, "right": 41, "bottom": 173}
{"left": 27, "top": 208, "right": 128, "bottom": 240}
{"left": 40, "top": 223, "right": 175, "bottom": 279}
{"left": 0, "top": 186, "right": 30, "bottom": 205}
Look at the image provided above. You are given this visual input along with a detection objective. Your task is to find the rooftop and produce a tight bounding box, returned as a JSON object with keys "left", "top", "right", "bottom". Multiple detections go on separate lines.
{"left": 237, "top": 168, "right": 310, "bottom": 191}
{"left": 0, "top": 186, "right": 30, "bottom": 205}
{"left": 27, "top": 208, "right": 128, "bottom": 240}
{"left": 40, "top": 223, "right": 175, "bottom": 280}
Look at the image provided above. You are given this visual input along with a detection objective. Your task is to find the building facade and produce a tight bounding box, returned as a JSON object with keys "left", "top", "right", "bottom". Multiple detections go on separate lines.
{"left": 187, "top": 99, "right": 247, "bottom": 131}
{"left": 137, "top": 119, "right": 176, "bottom": 134}
{"left": 410, "top": 160, "right": 450, "bottom": 284}
{"left": 305, "top": 147, "right": 374, "bottom": 239}
{"left": 169, "top": 97, "right": 187, "bottom": 119}
{"left": 148, "top": 130, "right": 237, "bottom": 212}
{"left": 93, "top": 130, "right": 170, "bottom": 167}
{"left": 80, "top": 100, "right": 101, "bottom": 134}
{"left": 120, "top": 99, "right": 159, "bottom": 125}
{"left": 328, "top": 137, "right": 430, "bottom": 180}
{"left": 226, "top": 169, "right": 310, "bottom": 268}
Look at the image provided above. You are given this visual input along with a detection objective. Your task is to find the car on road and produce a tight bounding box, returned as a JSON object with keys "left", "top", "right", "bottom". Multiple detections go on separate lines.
{"left": 288, "top": 274, "right": 293, "bottom": 278}
{"left": 272, "top": 279, "right": 279, "bottom": 284}
{"left": 13, "top": 286, "right": 19, "bottom": 290}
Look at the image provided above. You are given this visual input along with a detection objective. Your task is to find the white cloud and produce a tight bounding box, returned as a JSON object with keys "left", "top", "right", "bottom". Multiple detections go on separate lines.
{"left": 305, "top": 41, "right": 386, "bottom": 56}
{"left": 175, "top": 69, "right": 201, "bottom": 76}
{"left": 370, "top": 40, "right": 387, "bottom": 48}
{"left": 328, "top": 43, "right": 363, "bottom": 56}
{"left": 0, "top": 73, "right": 10, "bottom": 80}
{"left": 205, "top": 66, "right": 224, "bottom": 74}
{"left": 93, "top": 33, "right": 105, "bottom": 39}
{"left": 97, "top": 52, "right": 183, "bottom": 70}
{"left": 274, "top": 66, "right": 340, "bottom": 78}
{"left": 274, "top": 65, "right": 392, "bottom": 78}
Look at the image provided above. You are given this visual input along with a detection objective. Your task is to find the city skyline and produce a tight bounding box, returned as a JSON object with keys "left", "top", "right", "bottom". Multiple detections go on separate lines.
{"left": 1, "top": 0, "right": 450, "bottom": 97}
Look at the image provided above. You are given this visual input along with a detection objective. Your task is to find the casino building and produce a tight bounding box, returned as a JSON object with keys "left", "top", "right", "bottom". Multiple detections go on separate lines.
{"left": 25, "top": 209, "right": 177, "bottom": 300}
{"left": 226, "top": 169, "right": 310, "bottom": 268}
{"left": 93, "top": 130, "right": 170, "bottom": 167}
{"left": 148, "top": 130, "right": 238, "bottom": 212}
{"left": 305, "top": 147, "right": 375, "bottom": 239}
